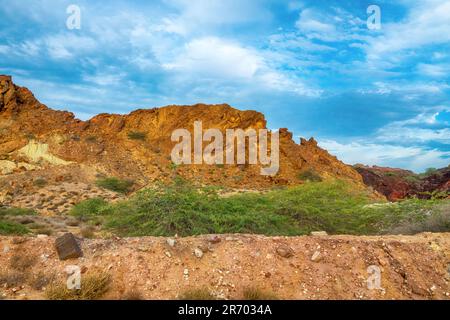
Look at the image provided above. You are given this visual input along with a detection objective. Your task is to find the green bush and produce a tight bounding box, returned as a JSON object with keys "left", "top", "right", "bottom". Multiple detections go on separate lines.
{"left": 95, "top": 177, "right": 134, "bottom": 194}
{"left": 387, "top": 203, "right": 450, "bottom": 235}
{"left": 77, "top": 179, "right": 449, "bottom": 237}
{"left": 70, "top": 198, "right": 109, "bottom": 219}
{"left": 0, "top": 220, "right": 30, "bottom": 235}
{"left": 127, "top": 131, "right": 146, "bottom": 141}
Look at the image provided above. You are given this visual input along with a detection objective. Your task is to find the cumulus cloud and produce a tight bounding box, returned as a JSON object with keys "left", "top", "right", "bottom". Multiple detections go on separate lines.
{"left": 163, "top": 37, "right": 263, "bottom": 80}
{"left": 365, "top": 0, "right": 450, "bottom": 60}
{"left": 320, "top": 139, "right": 450, "bottom": 172}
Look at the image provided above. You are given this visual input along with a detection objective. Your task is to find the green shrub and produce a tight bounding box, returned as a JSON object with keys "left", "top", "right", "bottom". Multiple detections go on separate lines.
{"left": 77, "top": 179, "right": 449, "bottom": 238}
{"left": 127, "top": 131, "right": 146, "bottom": 141}
{"left": 387, "top": 203, "right": 450, "bottom": 235}
{"left": 0, "top": 220, "right": 30, "bottom": 235}
{"left": 0, "top": 207, "right": 37, "bottom": 217}
{"left": 419, "top": 167, "right": 439, "bottom": 178}
{"left": 70, "top": 198, "right": 109, "bottom": 219}
{"left": 95, "top": 177, "right": 134, "bottom": 194}
{"left": 297, "top": 169, "right": 323, "bottom": 182}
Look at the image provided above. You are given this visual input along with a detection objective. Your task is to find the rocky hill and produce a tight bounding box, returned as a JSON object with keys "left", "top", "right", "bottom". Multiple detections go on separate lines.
{"left": 0, "top": 75, "right": 365, "bottom": 213}
{"left": 355, "top": 165, "right": 450, "bottom": 201}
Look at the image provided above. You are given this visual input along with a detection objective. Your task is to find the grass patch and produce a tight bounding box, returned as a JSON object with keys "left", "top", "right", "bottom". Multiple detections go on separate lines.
{"left": 0, "top": 207, "right": 37, "bottom": 217}
{"left": 29, "top": 272, "right": 55, "bottom": 290}
{"left": 46, "top": 272, "right": 111, "bottom": 300}
{"left": 33, "top": 178, "right": 47, "bottom": 188}
{"left": 242, "top": 287, "right": 278, "bottom": 300}
{"left": 127, "top": 131, "right": 146, "bottom": 141}
{"left": 0, "top": 271, "right": 26, "bottom": 288}
{"left": 95, "top": 177, "right": 134, "bottom": 194}
{"left": 10, "top": 253, "right": 37, "bottom": 272}
{"left": 81, "top": 226, "right": 96, "bottom": 239}
{"left": 70, "top": 198, "right": 109, "bottom": 219}
{"left": 0, "top": 220, "right": 30, "bottom": 235}
{"left": 297, "top": 169, "right": 323, "bottom": 182}
{"left": 121, "top": 288, "right": 144, "bottom": 300}
{"left": 179, "top": 288, "right": 216, "bottom": 300}
{"left": 387, "top": 203, "right": 450, "bottom": 235}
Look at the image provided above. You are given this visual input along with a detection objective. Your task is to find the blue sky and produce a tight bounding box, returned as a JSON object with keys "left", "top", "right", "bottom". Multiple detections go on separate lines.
{"left": 0, "top": 0, "right": 449, "bottom": 172}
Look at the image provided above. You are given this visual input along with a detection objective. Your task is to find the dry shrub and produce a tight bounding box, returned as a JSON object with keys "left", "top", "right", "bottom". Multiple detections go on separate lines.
{"left": 242, "top": 287, "right": 278, "bottom": 300}
{"left": 29, "top": 271, "right": 55, "bottom": 290}
{"left": 46, "top": 272, "right": 111, "bottom": 300}
{"left": 9, "top": 253, "right": 37, "bottom": 272}
{"left": 179, "top": 288, "right": 216, "bottom": 300}
{"left": 389, "top": 207, "right": 450, "bottom": 235}
{"left": 121, "top": 288, "right": 144, "bottom": 300}
{"left": 0, "top": 271, "right": 26, "bottom": 288}
{"left": 80, "top": 226, "right": 95, "bottom": 239}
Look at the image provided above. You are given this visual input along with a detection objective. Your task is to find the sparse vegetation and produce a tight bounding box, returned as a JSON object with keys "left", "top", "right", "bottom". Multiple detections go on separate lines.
{"left": 243, "top": 287, "right": 278, "bottom": 300}
{"left": 0, "top": 271, "right": 26, "bottom": 288}
{"left": 127, "top": 131, "right": 146, "bottom": 141}
{"left": 46, "top": 272, "right": 111, "bottom": 300}
{"left": 297, "top": 169, "right": 323, "bottom": 182}
{"left": 69, "top": 198, "right": 109, "bottom": 219}
{"left": 179, "top": 288, "right": 216, "bottom": 300}
{"left": 10, "top": 253, "right": 37, "bottom": 272}
{"left": 81, "top": 225, "right": 96, "bottom": 238}
{"left": 420, "top": 167, "right": 438, "bottom": 178}
{"left": 121, "top": 288, "right": 144, "bottom": 300}
{"left": 33, "top": 177, "right": 47, "bottom": 188}
{"left": 85, "top": 135, "right": 97, "bottom": 143}
{"left": 0, "top": 207, "right": 37, "bottom": 217}
{"left": 29, "top": 272, "right": 55, "bottom": 290}
{"left": 95, "top": 177, "right": 134, "bottom": 194}
{"left": 0, "top": 220, "right": 30, "bottom": 235}
{"left": 387, "top": 203, "right": 450, "bottom": 235}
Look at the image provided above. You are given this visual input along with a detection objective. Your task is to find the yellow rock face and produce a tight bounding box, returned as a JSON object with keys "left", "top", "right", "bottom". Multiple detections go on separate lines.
{"left": 17, "top": 140, "right": 72, "bottom": 166}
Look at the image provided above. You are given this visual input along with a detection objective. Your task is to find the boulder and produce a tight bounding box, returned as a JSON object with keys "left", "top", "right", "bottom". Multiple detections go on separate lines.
{"left": 55, "top": 233, "right": 83, "bottom": 260}
{"left": 276, "top": 244, "right": 294, "bottom": 258}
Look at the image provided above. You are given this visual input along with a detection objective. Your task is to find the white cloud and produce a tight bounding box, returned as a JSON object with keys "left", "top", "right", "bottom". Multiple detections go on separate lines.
{"left": 366, "top": 0, "right": 450, "bottom": 58}
{"left": 44, "top": 34, "right": 97, "bottom": 60}
{"left": 83, "top": 71, "right": 126, "bottom": 87}
{"left": 320, "top": 139, "right": 450, "bottom": 172}
{"left": 296, "top": 9, "right": 336, "bottom": 34}
{"left": 163, "top": 0, "right": 271, "bottom": 34}
{"left": 375, "top": 107, "right": 450, "bottom": 144}
{"left": 163, "top": 36, "right": 321, "bottom": 96}
{"left": 417, "top": 63, "right": 449, "bottom": 77}
{"left": 163, "top": 37, "right": 262, "bottom": 80}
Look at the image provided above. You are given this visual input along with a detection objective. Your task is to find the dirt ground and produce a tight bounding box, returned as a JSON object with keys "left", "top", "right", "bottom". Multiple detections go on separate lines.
{"left": 1, "top": 232, "right": 449, "bottom": 300}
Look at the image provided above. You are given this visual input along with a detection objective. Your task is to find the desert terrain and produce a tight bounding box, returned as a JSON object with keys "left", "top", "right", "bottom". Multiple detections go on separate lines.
{"left": 1, "top": 75, "right": 449, "bottom": 300}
